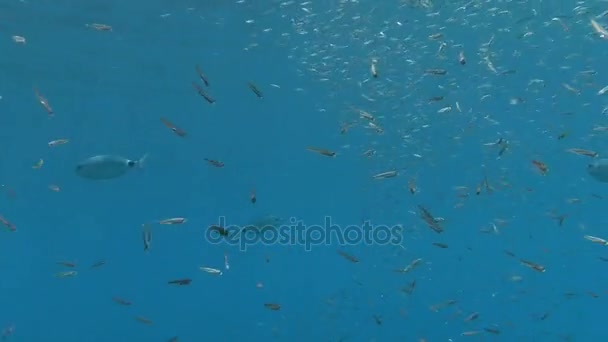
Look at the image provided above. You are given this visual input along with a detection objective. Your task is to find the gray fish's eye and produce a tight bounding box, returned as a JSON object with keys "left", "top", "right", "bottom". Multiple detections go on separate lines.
{"left": 127, "top": 160, "right": 136, "bottom": 167}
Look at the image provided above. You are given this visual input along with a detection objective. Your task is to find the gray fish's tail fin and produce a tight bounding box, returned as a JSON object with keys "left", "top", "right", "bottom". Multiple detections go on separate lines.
{"left": 136, "top": 153, "right": 149, "bottom": 169}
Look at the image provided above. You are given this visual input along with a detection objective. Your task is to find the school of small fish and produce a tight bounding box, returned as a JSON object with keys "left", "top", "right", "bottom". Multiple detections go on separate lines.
{"left": 4, "top": 0, "right": 608, "bottom": 341}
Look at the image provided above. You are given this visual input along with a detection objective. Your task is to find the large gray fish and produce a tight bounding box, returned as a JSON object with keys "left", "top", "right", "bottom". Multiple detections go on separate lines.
{"left": 587, "top": 158, "right": 608, "bottom": 183}
{"left": 76, "top": 154, "right": 148, "bottom": 180}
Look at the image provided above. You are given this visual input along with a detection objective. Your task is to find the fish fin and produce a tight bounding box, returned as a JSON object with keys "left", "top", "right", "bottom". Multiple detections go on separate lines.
{"left": 136, "top": 154, "right": 149, "bottom": 169}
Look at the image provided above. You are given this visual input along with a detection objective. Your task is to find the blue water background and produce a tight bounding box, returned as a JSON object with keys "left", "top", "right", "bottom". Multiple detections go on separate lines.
{"left": 0, "top": 0, "right": 606, "bottom": 341}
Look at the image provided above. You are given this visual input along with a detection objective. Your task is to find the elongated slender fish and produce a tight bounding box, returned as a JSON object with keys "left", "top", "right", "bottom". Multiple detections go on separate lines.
{"left": 588, "top": 158, "right": 608, "bottom": 183}
{"left": 76, "top": 154, "right": 148, "bottom": 180}
{"left": 372, "top": 170, "right": 398, "bottom": 179}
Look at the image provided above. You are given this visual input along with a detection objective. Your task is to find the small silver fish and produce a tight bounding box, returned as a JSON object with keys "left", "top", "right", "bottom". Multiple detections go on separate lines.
{"left": 76, "top": 154, "right": 148, "bottom": 180}
{"left": 372, "top": 170, "right": 398, "bottom": 180}
{"left": 588, "top": 158, "right": 608, "bottom": 183}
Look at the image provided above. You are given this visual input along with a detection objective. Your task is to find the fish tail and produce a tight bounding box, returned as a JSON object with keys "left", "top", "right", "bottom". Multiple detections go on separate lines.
{"left": 137, "top": 154, "right": 149, "bottom": 169}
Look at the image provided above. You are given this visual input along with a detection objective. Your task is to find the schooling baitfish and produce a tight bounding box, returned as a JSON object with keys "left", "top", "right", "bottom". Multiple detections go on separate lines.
{"left": 76, "top": 154, "right": 148, "bottom": 180}
{"left": 587, "top": 158, "right": 608, "bottom": 183}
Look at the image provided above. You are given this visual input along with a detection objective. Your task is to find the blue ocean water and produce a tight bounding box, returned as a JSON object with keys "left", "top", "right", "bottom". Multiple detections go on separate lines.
{"left": 1, "top": 0, "right": 607, "bottom": 341}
